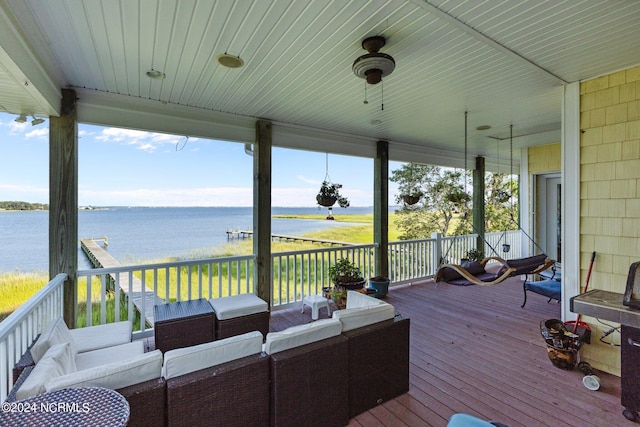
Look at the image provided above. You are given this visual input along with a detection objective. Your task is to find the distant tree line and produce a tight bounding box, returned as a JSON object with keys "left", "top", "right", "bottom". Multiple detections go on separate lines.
{"left": 0, "top": 201, "right": 49, "bottom": 210}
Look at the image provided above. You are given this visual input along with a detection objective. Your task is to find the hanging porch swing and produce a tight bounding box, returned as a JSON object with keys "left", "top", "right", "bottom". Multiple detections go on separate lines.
{"left": 435, "top": 117, "right": 555, "bottom": 286}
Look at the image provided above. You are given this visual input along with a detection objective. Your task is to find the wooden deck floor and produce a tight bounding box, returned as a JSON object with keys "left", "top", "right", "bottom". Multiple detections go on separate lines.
{"left": 270, "top": 276, "right": 629, "bottom": 427}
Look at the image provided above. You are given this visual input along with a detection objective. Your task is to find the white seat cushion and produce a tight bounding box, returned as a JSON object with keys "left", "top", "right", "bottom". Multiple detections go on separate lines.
{"left": 332, "top": 291, "right": 395, "bottom": 332}
{"left": 162, "top": 331, "right": 263, "bottom": 379}
{"left": 264, "top": 318, "right": 342, "bottom": 354}
{"left": 16, "top": 342, "right": 74, "bottom": 400}
{"left": 69, "top": 321, "right": 132, "bottom": 353}
{"left": 31, "top": 317, "right": 78, "bottom": 362}
{"left": 46, "top": 350, "right": 163, "bottom": 393}
{"left": 75, "top": 340, "right": 144, "bottom": 372}
{"left": 209, "top": 294, "right": 268, "bottom": 320}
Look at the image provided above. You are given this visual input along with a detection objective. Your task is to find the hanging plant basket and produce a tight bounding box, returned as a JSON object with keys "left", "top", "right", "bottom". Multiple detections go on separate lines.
{"left": 496, "top": 190, "right": 511, "bottom": 203}
{"left": 316, "top": 181, "right": 350, "bottom": 208}
{"left": 401, "top": 194, "right": 421, "bottom": 205}
{"left": 317, "top": 195, "right": 337, "bottom": 207}
{"left": 445, "top": 190, "right": 470, "bottom": 204}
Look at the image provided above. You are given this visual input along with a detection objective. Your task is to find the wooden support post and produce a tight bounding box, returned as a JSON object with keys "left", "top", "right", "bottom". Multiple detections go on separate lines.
{"left": 253, "top": 120, "right": 272, "bottom": 308}
{"left": 374, "top": 141, "right": 389, "bottom": 278}
{"left": 49, "top": 89, "right": 78, "bottom": 327}
{"left": 473, "top": 156, "right": 486, "bottom": 255}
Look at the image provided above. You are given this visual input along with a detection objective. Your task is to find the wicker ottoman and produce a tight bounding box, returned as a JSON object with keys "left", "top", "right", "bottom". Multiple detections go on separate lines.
{"left": 209, "top": 294, "right": 270, "bottom": 340}
{"left": 154, "top": 298, "right": 215, "bottom": 353}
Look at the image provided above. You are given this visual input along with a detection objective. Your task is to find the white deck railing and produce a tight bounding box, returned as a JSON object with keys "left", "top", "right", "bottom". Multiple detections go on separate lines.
{"left": 0, "top": 273, "right": 66, "bottom": 402}
{"left": 0, "top": 229, "right": 524, "bottom": 400}
{"left": 76, "top": 255, "right": 255, "bottom": 337}
{"left": 272, "top": 243, "right": 377, "bottom": 309}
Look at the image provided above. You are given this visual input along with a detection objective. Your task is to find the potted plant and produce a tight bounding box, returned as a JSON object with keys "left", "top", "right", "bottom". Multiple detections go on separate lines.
{"left": 328, "top": 258, "right": 365, "bottom": 290}
{"left": 445, "top": 187, "right": 471, "bottom": 204}
{"left": 368, "top": 275, "right": 390, "bottom": 298}
{"left": 465, "top": 248, "right": 484, "bottom": 262}
{"left": 316, "top": 181, "right": 350, "bottom": 208}
{"left": 329, "top": 286, "right": 348, "bottom": 309}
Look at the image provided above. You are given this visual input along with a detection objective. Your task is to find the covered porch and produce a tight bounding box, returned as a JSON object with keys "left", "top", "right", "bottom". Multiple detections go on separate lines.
{"left": 1, "top": 0, "right": 640, "bottom": 424}
{"left": 270, "top": 276, "right": 623, "bottom": 426}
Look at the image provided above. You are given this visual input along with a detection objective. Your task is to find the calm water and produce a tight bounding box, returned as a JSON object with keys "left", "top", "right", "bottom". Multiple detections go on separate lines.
{"left": 0, "top": 206, "right": 375, "bottom": 273}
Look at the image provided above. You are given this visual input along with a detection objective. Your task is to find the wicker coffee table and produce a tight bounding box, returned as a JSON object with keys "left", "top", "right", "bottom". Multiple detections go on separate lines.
{"left": 0, "top": 387, "right": 129, "bottom": 426}
{"left": 154, "top": 298, "right": 215, "bottom": 353}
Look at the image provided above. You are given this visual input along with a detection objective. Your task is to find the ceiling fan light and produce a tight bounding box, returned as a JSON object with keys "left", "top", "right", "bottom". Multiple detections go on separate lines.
{"left": 15, "top": 113, "right": 27, "bottom": 123}
{"left": 352, "top": 53, "right": 395, "bottom": 84}
{"left": 365, "top": 69, "right": 382, "bottom": 85}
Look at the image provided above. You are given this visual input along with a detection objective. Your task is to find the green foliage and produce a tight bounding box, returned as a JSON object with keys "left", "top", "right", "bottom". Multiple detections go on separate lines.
{"left": 0, "top": 201, "right": 48, "bottom": 210}
{"left": 328, "top": 258, "right": 362, "bottom": 283}
{"left": 391, "top": 163, "right": 518, "bottom": 239}
{"left": 465, "top": 248, "right": 484, "bottom": 262}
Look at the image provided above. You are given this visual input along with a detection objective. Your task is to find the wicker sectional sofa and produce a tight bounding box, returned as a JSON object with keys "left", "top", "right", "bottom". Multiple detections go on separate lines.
{"left": 7, "top": 292, "right": 410, "bottom": 427}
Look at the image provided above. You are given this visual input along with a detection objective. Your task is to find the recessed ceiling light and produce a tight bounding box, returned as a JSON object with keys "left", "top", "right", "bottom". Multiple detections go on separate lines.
{"left": 476, "top": 125, "right": 491, "bottom": 131}
{"left": 371, "top": 119, "right": 382, "bottom": 125}
{"left": 217, "top": 54, "right": 244, "bottom": 68}
{"left": 146, "top": 69, "right": 166, "bottom": 79}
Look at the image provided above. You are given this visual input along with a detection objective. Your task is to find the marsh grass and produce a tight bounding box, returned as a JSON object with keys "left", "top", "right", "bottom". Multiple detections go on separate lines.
{"left": 0, "top": 213, "right": 402, "bottom": 321}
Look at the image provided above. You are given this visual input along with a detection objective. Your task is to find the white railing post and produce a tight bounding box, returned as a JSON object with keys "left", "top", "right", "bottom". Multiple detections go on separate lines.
{"left": 431, "top": 232, "right": 442, "bottom": 273}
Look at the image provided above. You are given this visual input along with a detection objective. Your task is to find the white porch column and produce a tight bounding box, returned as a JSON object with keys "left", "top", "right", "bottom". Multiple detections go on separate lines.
{"left": 562, "top": 82, "right": 581, "bottom": 321}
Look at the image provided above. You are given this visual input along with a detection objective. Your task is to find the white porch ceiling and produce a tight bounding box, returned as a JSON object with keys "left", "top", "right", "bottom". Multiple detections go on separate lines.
{"left": 1, "top": 0, "right": 639, "bottom": 170}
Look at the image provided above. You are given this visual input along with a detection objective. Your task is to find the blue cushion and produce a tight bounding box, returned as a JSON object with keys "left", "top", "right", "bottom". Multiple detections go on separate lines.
{"left": 525, "top": 279, "right": 561, "bottom": 300}
{"left": 447, "top": 413, "right": 496, "bottom": 427}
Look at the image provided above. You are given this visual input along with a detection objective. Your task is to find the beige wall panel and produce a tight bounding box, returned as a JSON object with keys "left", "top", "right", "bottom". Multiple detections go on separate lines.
{"left": 621, "top": 82, "right": 637, "bottom": 103}
{"left": 606, "top": 104, "right": 628, "bottom": 124}
{"left": 582, "top": 127, "right": 602, "bottom": 146}
{"left": 603, "top": 123, "right": 625, "bottom": 143}
{"left": 627, "top": 119, "right": 640, "bottom": 140}
{"left": 528, "top": 144, "right": 560, "bottom": 174}
{"left": 622, "top": 140, "right": 640, "bottom": 159}
{"left": 594, "top": 87, "right": 620, "bottom": 109}
{"left": 627, "top": 67, "right": 640, "bottom": 82}
{"left": 611, "top": 179, "right": 636, "bottom": 198}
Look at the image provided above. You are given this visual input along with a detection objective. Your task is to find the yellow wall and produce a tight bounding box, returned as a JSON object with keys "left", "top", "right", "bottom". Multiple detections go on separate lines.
{"left": 528, "top": 144, "right": 561, "bottom": 174}
{"left": 579, "top": 65, "right": 640, "bottom": 375}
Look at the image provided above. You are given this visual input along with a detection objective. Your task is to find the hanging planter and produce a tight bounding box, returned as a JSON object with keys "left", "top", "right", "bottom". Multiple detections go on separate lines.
{"left": 445, "top": 188, "right": 470, "bottom": 204}
{"left": 496, "top": 190, "right": 510, "bottom": 203}
{"left": 316, "top": 154, "right": 350, "bottom": 209}
{"left": 316, "top": 181, "right": 350, "bottom": 208}
{"left": 401, "top": 193, "right": 422, "bottom": 205}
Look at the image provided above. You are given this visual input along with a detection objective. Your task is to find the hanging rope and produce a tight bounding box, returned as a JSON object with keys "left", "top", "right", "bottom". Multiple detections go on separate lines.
{"left": 324, "top": 153, "right": 331, "bottom": 183}
{"left": 510, "top": 124, "right": 514, "bottom": 214}
{"left": 464, "top": 111, "right": 468, "bottom": 194}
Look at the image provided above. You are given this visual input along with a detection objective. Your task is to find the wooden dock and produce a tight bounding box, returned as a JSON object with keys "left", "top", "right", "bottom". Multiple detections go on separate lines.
{"left": 226, "top": 230, "right": 352, "bottom": 246}
{"left": 226, "top": 229, "right": 253, "bottom": 239}
{"left": 270, "top": 234, "right": 353, "bottom": 246}
{"left": 80, "top": 238, "right": 163, "bottom": 326}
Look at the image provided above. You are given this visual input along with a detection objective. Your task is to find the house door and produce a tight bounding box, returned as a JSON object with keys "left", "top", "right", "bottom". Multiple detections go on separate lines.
{"left": 535, "top": 174, "right": 561, "bottom": 262}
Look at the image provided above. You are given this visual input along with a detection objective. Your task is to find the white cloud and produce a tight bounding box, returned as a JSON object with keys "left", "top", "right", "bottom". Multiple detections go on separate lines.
{"left": 25, "top": 128, "right": 49, "bottom": 139}
{"left": 95, "top": 127, "right": 199, "bottom": 153}
{"left": 296, "top": 175, "right": 320, "bottom": 185}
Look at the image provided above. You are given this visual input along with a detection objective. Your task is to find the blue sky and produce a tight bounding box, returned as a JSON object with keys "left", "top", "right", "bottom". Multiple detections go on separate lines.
{"left": 0, "top": 112, "right": 402, "bottom": 207}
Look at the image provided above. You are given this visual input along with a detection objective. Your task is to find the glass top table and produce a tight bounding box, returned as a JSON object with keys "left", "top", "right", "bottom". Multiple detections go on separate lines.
{"left": 1, "top": 387, "right": 129, "bottom": 426}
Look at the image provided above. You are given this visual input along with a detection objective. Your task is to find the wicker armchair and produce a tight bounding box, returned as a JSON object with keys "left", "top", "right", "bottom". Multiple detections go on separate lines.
{"left": 269, "top": 335, "right": 349, "bottom": 427}
{"left": 165, "top": 353, "right": 270, "bottom": 427}
{"left": 343, "top": 314, "right": 410, "bottom": 418}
